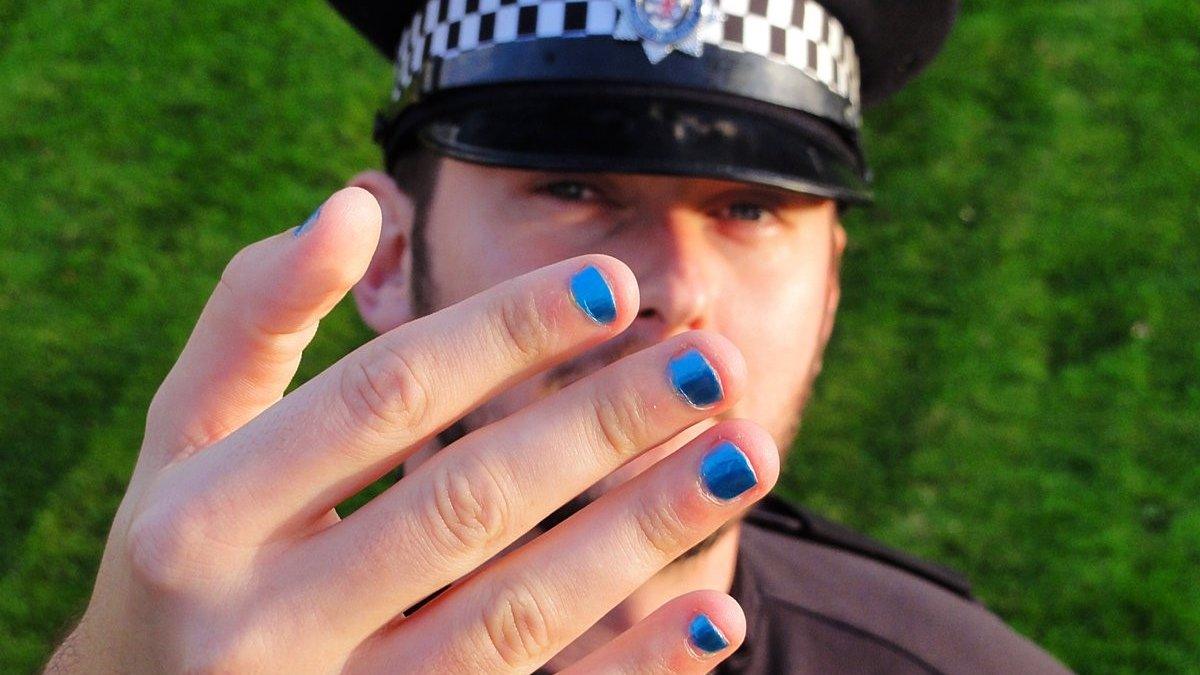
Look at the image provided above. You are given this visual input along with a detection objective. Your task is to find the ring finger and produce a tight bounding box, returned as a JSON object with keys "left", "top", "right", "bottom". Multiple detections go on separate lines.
{"left": 288, "top": 331, "right": 746, "bottom": 641}
{"left": 346, "top": 419, "right": 779, "bottom": 673}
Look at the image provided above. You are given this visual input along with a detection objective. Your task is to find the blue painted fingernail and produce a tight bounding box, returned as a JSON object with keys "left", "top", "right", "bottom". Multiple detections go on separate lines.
{"left": 293, "top": 205, "right": 322, "bottom": 237}
{"left": 570, "top": 265, "right": 617, "bottom": 324}
{"left": 700, "top": 441, "right": 757, "bottom": 501}
{"left": 668, "top": 349, "right": 722, "bottom": 408}
{"left": 689, "top": 613, "right": 729, "bottom": 654}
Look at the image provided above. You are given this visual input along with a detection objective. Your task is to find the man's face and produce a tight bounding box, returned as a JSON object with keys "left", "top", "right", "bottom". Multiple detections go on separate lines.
{"left": 373, "top": 157, "right": 844, "bottom": 506}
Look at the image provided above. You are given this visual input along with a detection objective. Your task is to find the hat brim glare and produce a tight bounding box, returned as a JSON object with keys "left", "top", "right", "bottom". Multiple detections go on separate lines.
{"left": 383, "top": 86, "right": 873, "bottom": 203}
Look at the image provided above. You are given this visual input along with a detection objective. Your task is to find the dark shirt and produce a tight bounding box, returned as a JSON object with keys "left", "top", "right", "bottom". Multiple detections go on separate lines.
{"left": 717, "top": 496, "right": 1072, "bottom": 674}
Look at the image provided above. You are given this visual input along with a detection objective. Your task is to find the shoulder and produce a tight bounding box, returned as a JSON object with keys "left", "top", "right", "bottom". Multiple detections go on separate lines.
{"left": 735, "top": 495, "right": 1072, "bottom": 674}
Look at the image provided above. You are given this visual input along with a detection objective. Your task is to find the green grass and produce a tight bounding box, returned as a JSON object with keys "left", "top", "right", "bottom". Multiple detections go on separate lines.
{"left": 0, "top": 0, "right": 1197, "bottom": 671}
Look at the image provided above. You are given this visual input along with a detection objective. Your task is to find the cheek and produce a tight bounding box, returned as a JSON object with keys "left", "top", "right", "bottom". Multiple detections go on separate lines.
{"left": 717, "top": 255, "right": 831, "bottom": 430}
{"left": 428, "top": 208, "right": 579, "bottom": 306}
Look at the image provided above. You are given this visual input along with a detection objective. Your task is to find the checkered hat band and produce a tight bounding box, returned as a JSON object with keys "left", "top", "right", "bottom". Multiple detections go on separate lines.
{"left": 393, "top": 0, "right": 859, "bottom": 109}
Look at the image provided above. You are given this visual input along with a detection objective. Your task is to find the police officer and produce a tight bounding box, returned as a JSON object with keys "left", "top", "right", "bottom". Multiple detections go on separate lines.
{"left": 46, "top": 0, "right": 1071, "bottom": 672}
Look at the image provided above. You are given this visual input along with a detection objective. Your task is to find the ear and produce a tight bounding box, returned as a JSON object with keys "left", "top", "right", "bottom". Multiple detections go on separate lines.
{"left": 348, "top": 170, "right": 417, "bottom": 334}
{"left": 813, "top": 220, "right": 847, "bottom": 376}
{"left": 826, "top": 221, "right": 847, "bottom": 324}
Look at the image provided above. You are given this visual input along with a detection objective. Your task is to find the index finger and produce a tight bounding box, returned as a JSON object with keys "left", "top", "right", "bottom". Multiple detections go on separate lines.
{"left": 171, "top": 255, "right": 640, "bottom": 539}
{"left": 145, "top": 188, "right": 381, "bottom": 467}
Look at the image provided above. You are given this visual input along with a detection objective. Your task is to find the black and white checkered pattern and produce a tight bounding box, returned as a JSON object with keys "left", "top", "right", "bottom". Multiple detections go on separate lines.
{"left": 711, "top": 0, "right": 858, "bottom": 107}
{"left": 393, "top": 0, "right": 859, "bottom": 110}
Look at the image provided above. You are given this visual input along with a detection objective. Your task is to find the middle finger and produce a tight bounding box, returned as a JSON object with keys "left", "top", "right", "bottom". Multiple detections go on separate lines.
{"left": 157, "top": 256, "right": 638, "bottom": 541}
{"left": 352, "top": 419, "right": 779, "bottom": 673}
{"left": 291, "top": 331, "right": 745, "bottom": 642}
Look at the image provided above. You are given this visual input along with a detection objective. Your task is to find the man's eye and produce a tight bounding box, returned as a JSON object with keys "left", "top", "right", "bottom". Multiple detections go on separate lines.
{"left": 541, "top": 180, "right": 599, "bottom": 202}
{"left": 722, "top": 202, "right": 769, "bottom": 222}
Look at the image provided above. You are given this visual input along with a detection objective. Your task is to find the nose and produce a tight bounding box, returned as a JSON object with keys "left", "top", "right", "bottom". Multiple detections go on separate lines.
{"left": 621, "top": 208, "right": 718, "bottom": 336}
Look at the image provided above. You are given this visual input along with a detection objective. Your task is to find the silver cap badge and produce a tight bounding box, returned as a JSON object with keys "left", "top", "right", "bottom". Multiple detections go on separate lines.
{"left": 613, "top": 0, "right": 724, "bottom": 64}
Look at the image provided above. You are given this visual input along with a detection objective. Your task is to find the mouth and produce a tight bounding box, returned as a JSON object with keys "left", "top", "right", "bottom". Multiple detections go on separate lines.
{"left": 540, "top": 332, "right": 653, "bottom": 395}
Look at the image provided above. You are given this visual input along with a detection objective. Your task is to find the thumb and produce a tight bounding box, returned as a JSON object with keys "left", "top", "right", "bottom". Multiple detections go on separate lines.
{"left": 144, "top": 186, "right": 381, "bottom": 468}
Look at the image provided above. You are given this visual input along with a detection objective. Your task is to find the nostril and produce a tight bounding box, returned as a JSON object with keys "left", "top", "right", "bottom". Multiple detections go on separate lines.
{"left": 637, "top": 308, "right": 656, "bottom": 319}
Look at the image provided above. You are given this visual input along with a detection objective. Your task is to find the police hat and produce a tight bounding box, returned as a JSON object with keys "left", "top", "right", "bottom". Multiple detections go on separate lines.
{"left": 330, "top": 0, "right": 957, "bottom": 202}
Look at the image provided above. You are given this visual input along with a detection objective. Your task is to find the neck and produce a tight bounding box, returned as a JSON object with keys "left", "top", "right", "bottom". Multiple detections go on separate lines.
{"left": 541, "top": 522, "right": 742, "bottom": 671}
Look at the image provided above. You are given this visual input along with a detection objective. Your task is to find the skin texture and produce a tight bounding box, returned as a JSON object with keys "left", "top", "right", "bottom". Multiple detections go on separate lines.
{"left": 351, "top": 158, "right": 845, "bottom": 669}
{"left": 44, "top": 157, "right": 842, "bottom": 674}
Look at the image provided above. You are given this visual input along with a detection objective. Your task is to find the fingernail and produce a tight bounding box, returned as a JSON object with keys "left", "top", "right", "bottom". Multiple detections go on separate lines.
{"left": 293, "top": 205, "right": 322, "bottom": 237}
{"left": 569, "top": 265, "right": 617, "bottom": 324}
{"left": 668, "top": 349, "right": 722, "bottom": 408}
{"left": 689, "top": 613, "right": 729, "bottom": 654}
{"left": 700, "top": 441, "right": 757, "bottom": 501}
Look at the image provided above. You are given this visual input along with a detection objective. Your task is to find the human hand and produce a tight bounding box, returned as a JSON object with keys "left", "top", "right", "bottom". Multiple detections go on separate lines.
{"left": 46, "top": 188, "right": 779, "bottom": 674}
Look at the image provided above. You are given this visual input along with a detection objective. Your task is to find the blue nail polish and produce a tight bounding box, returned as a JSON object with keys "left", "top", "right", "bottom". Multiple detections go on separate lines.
{"left": 293, "top": 205, "right": 322, "bottom": 237}
{"left": 700, "top": 441, "right": 758, "bottom": 501}
{"left": 689, "top": 613, "right": 729, "bottom": 654}
{"left": 569, "top": 265, "right": 617, "bottom": 324}
{"left": 668, "top": 349, "right": 722, "bottom": 408}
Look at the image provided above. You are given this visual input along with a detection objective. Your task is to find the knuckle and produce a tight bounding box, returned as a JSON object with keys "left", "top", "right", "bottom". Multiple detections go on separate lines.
{"left": 424, "top": 460, "right": 512, "bottom": 556}
{"left": 126, "top": 500, "right": 212, "bottom": 591}
{"left": 220, "top": 246, "right": 254, "bottom": 289}
{"left": 339, "top": 345, "right": 432, "bottom": 436}
{"left": 482, "top": 582, "right": 558, "bottom": 669}
{"left": 214, "top": 244, "right": 261, "bottom": 308}
{"left": 493, "top": 288, "right": 557, "bottom": 362}
{"left": 125, "top": 512, "right": 176, "bottom": 590}
{"left": 632, "top": 499, "right": 689, "bottom": 560}
{"left": 590, "top": 388, "right": 649, "bottom": 458}
{"left": 146, "top": 385, "right": 173, "bottom": 429}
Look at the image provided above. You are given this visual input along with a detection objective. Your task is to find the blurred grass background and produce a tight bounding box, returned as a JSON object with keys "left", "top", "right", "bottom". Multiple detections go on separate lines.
{"left": 0, "top": 0, "right": 1197, "bottom": 671}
